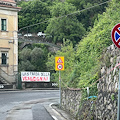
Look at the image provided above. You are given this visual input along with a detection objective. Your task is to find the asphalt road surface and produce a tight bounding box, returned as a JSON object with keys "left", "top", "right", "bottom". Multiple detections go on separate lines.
{"left": 0, "top": 90, "right": 59, "bottom": 120}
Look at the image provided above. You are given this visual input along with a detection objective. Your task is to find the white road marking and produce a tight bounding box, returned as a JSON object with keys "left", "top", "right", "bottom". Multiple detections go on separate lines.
{"left": 52, "top": 115, "right": 58, "bottom": 120}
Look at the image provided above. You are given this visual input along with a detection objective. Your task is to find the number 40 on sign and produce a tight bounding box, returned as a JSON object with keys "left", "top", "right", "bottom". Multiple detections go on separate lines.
{"left": 55, "top": 56, "right": 64, "bottom": 71}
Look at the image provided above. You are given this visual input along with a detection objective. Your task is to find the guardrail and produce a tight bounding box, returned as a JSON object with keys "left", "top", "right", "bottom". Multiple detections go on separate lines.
{"left": 0, "top": 68, "right": 16, "bottom": 84}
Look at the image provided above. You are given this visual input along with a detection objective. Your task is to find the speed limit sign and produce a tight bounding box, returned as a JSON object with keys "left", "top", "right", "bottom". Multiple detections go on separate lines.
{"left": 57, "top": 64, "right": 63, "bottom": 70}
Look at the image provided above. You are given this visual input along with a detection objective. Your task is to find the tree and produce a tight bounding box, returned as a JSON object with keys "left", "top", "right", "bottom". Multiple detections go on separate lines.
{"left": 18, "top": 0, "right": 50, "bottom": 33}
{"left": 18, "top": 48, "right": 35, "bottom": 71}
{"left": 19, "top": 46, "right": 47, "bottom": 72}
{"left": 75, "top": 0, "right": 120, "bottom": 88}
{"left": 45, "top": 2, "right": 86, "bottom": 45}
{"left": 46, "top": 0, "right": 120, "bottom": 90}
{"left": 66, "top": 0, "right": 109, "bottom": 30}
{"left": 47, "top": 39, "right": 78, "bottom": 86}
{"left": 19, "top": 60, "right": 35, "bottom": 71}
{"left": 31, "top": 47, "right": 47, "bottom": 71}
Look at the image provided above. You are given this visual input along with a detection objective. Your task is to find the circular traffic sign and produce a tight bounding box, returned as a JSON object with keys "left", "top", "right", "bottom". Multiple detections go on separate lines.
{"left": 57, "top": 64, "right": 63, "bottom": 70}
{"left": 111, "top": 23, "right": 120, "bottom": 48}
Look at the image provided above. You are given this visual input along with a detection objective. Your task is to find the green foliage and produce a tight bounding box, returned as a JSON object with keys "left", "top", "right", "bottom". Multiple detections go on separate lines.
{"left": 19, "top": 60, "right": 35, "bottom": 71}
{"left": 47, "top": 39, "right": 77, "bottom": 84}
{"left": 101, "top": 53, "right": 111, "bottom": 68}
{"left": 66, "top": 0, "right": 109, "bottom": 30}
{"left": 111, "top": 94, "right": 115, "bottom": 101}
{"left": 18, "top": 0, "right": 120, "bottom": 94}
{"left": 74, "top": 0, "right": 120, "bottom": 89}
{"left": 19, "top": 48, "right": 31, "bottom": 61}
{"left": 46, "top": 0, "right": 120, "bottom": 93}
{"left": 18, "top": 0, "right": 50, "bottom": 33}
{"left": 45, "top": 2, "right": 86, "bottom": 44}
{"left": 18, "top": 0, "right": 107, "bottom": 45}
{"left": 30, "top": 47, "right": 45, "bottom": 71}
{"left": 19, "top": 44, "right": 48, "bottom": 72}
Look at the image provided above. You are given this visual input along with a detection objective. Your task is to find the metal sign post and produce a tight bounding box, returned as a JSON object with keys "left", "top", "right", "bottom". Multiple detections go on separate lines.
{"left": 59, "top": 71, "right": 61, "bottom": 108}
{"left": 55, "top": 56, "right": 64, "bottom": 108}
{"left": 117, "top": 67, "right": 120, "bottom": 120}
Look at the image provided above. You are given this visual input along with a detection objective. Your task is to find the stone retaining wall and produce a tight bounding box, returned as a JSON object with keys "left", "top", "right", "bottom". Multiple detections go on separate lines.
{"left": 61, "top": 89, "right": 82, "bottom": 117}
{"left": 61, "top": 44, "right": 120, "bottom": 120}
{"left": 61, "top": 89, "right": 97, "bottom": 119}
{"left": 97, "top": 44, "right": 120, "bottom": 120}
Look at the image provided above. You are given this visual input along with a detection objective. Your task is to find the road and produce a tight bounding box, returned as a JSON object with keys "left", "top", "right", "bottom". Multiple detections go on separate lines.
{"left": 0, "top": 90, "right": 59, "bottom": 120}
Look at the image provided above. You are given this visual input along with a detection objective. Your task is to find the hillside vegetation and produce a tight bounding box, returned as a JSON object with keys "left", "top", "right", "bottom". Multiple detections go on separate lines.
{"left": 18, "top": 0, "right": 108, "bottom": 73}
{"left": 47, "top": 0, "right": 120, "bottom": 95}
{"left": 17, "top": 0, "right": 120, "bottom": 95}
{"left": 18, "top": 0, "right": 108, "bottom": 44}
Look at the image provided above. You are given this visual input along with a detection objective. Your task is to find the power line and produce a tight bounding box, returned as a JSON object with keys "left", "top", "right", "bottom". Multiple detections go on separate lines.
{"left": 18, "top": 0, "right": 111, "bottom": 32}
{"left": 18, "top": 0, "right": 36, "bottom": 16}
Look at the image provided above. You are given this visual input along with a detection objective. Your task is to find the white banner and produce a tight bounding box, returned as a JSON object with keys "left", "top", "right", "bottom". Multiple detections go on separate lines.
{"left": 21, "top": 72, "right": 50, "bottom": 82}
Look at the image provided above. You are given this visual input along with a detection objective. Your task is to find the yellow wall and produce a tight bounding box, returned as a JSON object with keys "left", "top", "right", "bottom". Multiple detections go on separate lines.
{"left": 0, "top": 7, "right": 19, "bottom": 80}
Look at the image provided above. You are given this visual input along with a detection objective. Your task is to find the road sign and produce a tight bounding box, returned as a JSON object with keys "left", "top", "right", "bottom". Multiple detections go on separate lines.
{"left": 57, "top": 64, "right": 63, "bottom": 70}
{"left": 55, "top": 56, "right": 64, "bottom": 71}
{"left": 111, "top": 23, "right": 120, "bottom": 48}
{"left": 57, "top": 58, "right": 63, "bottom": 63}
{"left": 55, "top": 57, "right": 64, "bottom": 108}
{"left": 111, "top": 24, "right": 120, "bottom": 119}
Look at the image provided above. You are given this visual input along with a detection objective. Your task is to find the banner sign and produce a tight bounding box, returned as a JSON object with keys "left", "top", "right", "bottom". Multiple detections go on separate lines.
{"left": 21, "top": 72, "right": 50, "bottom": 82}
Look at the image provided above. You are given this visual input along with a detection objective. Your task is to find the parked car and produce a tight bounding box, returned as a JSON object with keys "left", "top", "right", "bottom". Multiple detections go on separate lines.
{"left": 37, "top": 32, "right": 46, "bottom": 38}
{"left": 18, "top": 33, "right": 22, "bottom": 36}
{"left": 24, "top": 33, "right": 32, "bottom": 37}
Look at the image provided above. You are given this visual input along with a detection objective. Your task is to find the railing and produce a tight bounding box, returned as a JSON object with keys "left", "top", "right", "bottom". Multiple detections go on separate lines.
{"left": 0, "top": 68, "right": 16, "bottom": 84}
{"left": 18, "top": 36, "right": 61, "bottom": 49}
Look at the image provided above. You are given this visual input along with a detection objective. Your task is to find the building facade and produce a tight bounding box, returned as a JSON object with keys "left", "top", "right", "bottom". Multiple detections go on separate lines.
{"left": 0, "top": 0, "right": 20, "bottom": 86}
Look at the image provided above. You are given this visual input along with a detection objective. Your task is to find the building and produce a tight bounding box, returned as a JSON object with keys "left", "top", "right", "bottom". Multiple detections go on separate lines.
{"left": 0, "top": 0, "right": 20, "bottom": 88}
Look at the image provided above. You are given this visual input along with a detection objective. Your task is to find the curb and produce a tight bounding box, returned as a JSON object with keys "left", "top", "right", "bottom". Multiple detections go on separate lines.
{"left": 45, "top": 103, "right": 66, "bottom": 120}
{"left": 0, "top": 88, "right": 59, "bottom": 91}
{"left": 45, "top": 103, "right": 75, "bottom": 120}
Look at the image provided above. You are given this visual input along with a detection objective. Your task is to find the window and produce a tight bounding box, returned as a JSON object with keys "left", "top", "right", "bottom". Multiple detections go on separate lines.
{"left": 1, "top": 53, "right": 7, "bottom": 65}
{"left": 1, "top": 19, "right": 7, "bottom": 31}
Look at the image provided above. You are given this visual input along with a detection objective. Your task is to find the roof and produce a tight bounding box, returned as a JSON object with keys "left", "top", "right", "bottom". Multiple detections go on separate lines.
{"left": 1, "top": 0, "right": 16, "bottom": 3}
{"left": 0, "top": 0, "right": 21, "bottom": 10}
